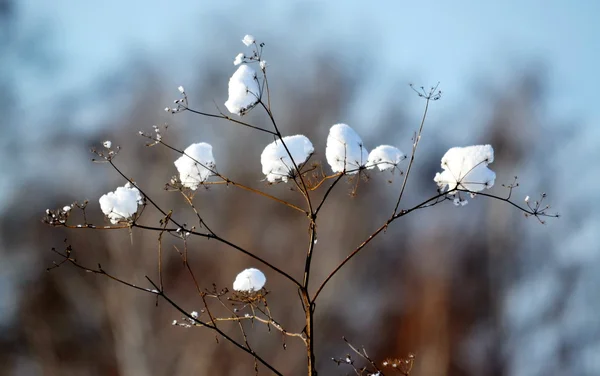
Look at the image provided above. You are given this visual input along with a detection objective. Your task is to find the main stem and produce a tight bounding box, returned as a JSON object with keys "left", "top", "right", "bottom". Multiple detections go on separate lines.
{"left": 301, "top": 288, "right": 316, "bottom": 376}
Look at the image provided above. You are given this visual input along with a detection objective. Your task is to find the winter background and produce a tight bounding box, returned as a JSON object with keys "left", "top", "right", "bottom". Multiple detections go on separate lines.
{"left": 2, "top": 0, "right": 600, "bottom": 375}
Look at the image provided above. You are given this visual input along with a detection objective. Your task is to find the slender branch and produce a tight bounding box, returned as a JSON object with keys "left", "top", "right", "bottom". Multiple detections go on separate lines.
{"left": 145, "top": 277, "right": 284, "bottom": 376}
{"left": 108, "top": 160, "right": 302, "bottom": 289}
{"left": 182, "top": 106, "right": 277, "bottom": 136}
{"left": 158, "top": 139, "right": 307, "bottom": 215}
{"left": 314, "top": 172, "right": 345, "bottom": 215}
{"left": 205, "top": 180, "right": 307, "bottom": 214}
{"left": 313, "top": 186, "right": 555, "bottom": 302}
{"left": 133, "top": 223, "right": 303, "bottom": 289}
{"left": 392, "top": 85, "right": 437, "bottom": 215}
{"left": 50, "top": 247, "right": 159, "bottom": 295}
{"left": 258, "top": 99, "right": 314, "bottom": 215}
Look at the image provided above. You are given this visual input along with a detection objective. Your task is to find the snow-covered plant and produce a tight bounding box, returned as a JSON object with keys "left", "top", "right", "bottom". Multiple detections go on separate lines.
{"left": 173, "top": 142, "right": 216, "bottom": 190}
{"left": 224, "top": 64, "right": 261, "bottom": 115}
{"left": 44, "top": 36, "right": 558, "bottom": 376}
{"left": 434, "top": 144, "right": 496, "bottom": 193}
{"left": 366, "top": 145, "right": 406, "bottom": 171}
{"left": 261, "top": 134, "right": 314, "bottom": 182}
{"left": 233, "top": 268, "right": 267, "bottom": 292}
{"left": 98, "top": 182, "right": 143, "bottom": 224}
{"left": 325, "top": 123, "right": 370, "bottom": 174}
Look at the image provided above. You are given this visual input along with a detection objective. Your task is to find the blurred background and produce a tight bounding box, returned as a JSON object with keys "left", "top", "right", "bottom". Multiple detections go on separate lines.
{"left": 1, "top": 0, "right": 599, "bottom": 375}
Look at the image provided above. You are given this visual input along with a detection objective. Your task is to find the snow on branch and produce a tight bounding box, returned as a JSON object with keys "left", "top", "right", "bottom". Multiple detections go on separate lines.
{"left": 261, "top": 135, "right": 314, "bottom": 183}
{"left": 224, "top": 65, "right": 261, "bottom": 116}
{"left": 366, "top": 145, "right": 406, "bottom": 172}
{"left": 99, "top": 182, "right": 143, "bottom": 224}
{"left": 174, "top": 142, "right": 216, "bottom": 190}
{"left": 233, "top": 268, "right": 266, "bottom": 292}
{"left": 434, "top": 144, "right": 496, "bottom": 194}
{"left": 325, "top": 123, "right": 369, "bottom": 174}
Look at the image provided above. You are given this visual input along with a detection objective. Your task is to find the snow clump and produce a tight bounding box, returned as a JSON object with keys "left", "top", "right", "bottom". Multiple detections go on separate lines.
{"left": 224, "top": 65, "right": 260, "bottom": 115}
{"left": 233, "top": 268, "right": 266, "bottom": 292}
{"left": 434, "top": 144, "right": 496, "bottom": 193}
{"left": 233, "top": 53, "right": 244, "bottom": 66}
{"left": 261, "top": 135, "right": 314, "bottom": 182}
{"left": 366, "top": 145, "right": 405, "bottom": 171}
{"left": 174, "top": 142, "right": 216, "bottom": 190}
{"left": 325, "top": 123, "right": 369, "bottom": 174}
{"left": 99, "top": 182, "right": 143, "bottom": 224}
{"left": 242, "top": 34, "right": 255, "bottom": 46}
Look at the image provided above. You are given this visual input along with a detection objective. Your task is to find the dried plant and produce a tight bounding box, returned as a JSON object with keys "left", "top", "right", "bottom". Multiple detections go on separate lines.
{"left": 43, "top": 35, "right": 558, "bottom": 375}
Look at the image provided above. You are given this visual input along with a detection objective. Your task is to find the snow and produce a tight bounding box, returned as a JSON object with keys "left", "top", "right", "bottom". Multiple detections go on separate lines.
{"left": 233, "top": 268, "right": 266, "bottom": 292}
{"left": 260, "top": 135, "right": 314, "bottom": 182}
{"left": 174, "top": 142, "right": 216, "bottom": 190}
{"left": 102, "top": 140, "right": 112, "bottom": 149}
{"left": 99, "top": 182, "right": 143, "bottom": 224}
{"left": 259, "top": 60, "right": 267, "bottom": 70}
{"left": 224, "top": 65, "right": 260, "bottom": 116}
{"left": 366, "top": 145, "right": 405, "bottom": 171}
{"left": 453, "top": 198, "right": 468, "bottom": 206}
{"left": 62, "top": 206, "right": 71, "bottom": 212}
{"left": 433, "top": 144, "right": 496, "bottom": 193}
{"left": 233, "top": 53, "right": 244, "bottom": 66}
{"left": 177, "top": 85, "right": 185, "bottom": 93}
{"left": 242, "top": 34, "right": 255, "bottom": 46}
{"left": 325, "top": 123, "right": 369, "bottom": 174}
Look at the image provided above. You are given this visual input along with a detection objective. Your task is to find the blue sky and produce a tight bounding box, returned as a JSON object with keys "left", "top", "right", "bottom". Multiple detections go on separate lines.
{"left": 16, "top": 0, "right": 600, "bottom": 130}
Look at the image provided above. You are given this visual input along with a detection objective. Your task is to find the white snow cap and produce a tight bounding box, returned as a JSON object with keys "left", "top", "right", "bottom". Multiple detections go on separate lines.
{"left": 434, "top": 144, "right": 496, "bottom": 193}
{"left": 99, "top": 182, "right": 143, "bottom": 224}
{"left": 103, "top": 140, "right": 112, "bottom": 149}
{"left": 224, "top": 65, "right": 260, "bottom": 116}
{"left": 261, "top": 135, "right": 314, "bottom": 183}
{"left": 233, "top": 53, "right": 244, "bottom": 66}
{"left": 233, "top": 268, "right": 266, "bottom": 292}
{"left": 325, "top": 123, "right": 369, "bottom": 174}
{"left": 242, "top": 34, "right": 255, "bottom": 46}
{"left": 259, "top": 60, "right": 267, "bottom": 70}
{"left": 366, "top": 145, "right": 405, "bottom": 171}
{"left": 174, "top": 142, "right": 216, "bottom": 190}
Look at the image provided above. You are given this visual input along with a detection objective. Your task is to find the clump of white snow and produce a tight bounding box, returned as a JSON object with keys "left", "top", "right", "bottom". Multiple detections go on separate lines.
{"left": 103, "top": 140, "right": 112, "bottom": 149}
{"left": 174, "top": 142, "right": 216, "bottom": 190}
{"left": 224, "top": 65, "right": 260, "bottom": 115}
{"left": 434, "top": 144, "right": 496, "bottom": 193}
{"left": 325, "top": 123, "right": 369, "bottom": 174}
{"left": 366, "top": 145, "right": 405, "bottom": 171}
{"left": 233, "top": 53, "right": 244, "bottom": 66}
{"left": 242, "top": 34, "right": 255, "bottom": 46}
{"left": 99, "top": 182, "right": 143, "bottom": 224}
{"left": 261, "top": 135, "right": 314, "bottom": 183}
{"left": 233, "top": 268, "right": 266, "bottom": 292}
